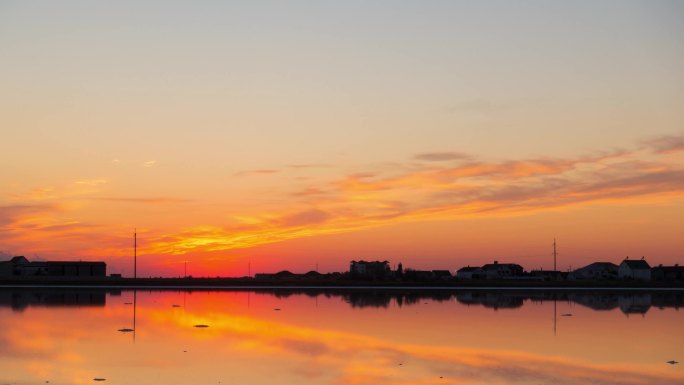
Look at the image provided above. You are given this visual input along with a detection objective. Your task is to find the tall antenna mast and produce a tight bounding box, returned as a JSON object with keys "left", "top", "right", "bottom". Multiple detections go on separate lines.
{"left": 553, "top": 238, "right": 557, "bottom": 271}
{"left": 134, "top": 228, "right": 137, "bottom": 279}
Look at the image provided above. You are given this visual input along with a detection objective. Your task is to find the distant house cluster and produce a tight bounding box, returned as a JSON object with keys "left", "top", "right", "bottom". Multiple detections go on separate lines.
{"left": 0, "top": 256, "right": 107, "bottom": 278}
{"left": 458, "top": 258, "right": 683, "bottom": 282}
{"left": 347, "top": 257, "right": 683, "bottom": 282}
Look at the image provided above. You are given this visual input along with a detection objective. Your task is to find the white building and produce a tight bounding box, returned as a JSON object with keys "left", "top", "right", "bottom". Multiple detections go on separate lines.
{"left": 618, "top": 259, "right": 651, "bottom": 281}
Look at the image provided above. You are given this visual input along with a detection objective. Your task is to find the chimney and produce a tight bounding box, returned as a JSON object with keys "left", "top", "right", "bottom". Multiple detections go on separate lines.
{"left": 494, "top": 260, "right": 498, "bottom": 264}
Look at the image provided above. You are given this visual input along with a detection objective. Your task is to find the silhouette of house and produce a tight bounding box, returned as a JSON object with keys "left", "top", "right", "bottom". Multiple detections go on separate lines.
{"left": 651, "top": 265, "right": 684, "bottom": 281}
{"left": 431, "top": 270, "right": 452, "bottom": 281}
{"left": 0, "top": 256, "right": 106, "bottom": 278}
{"left": 349, "top": 260, "right": 391, "bottom": 279}
{"left": 569, "top": 262, "right": 618, "bottom": 280}
{"left": 402, "top": 269, "right": 433, "bottom": 281}
{"left": 618, "top": 258, "right": 651, "bottom": 281}
{"left": 455, "top": 266, "right": 484, "bottom": 279}
{"left": 480, "top": 261, "right": 524, "bottom": 279}
{"left": 528, "top": 270, "right": 565, "bottom": 281}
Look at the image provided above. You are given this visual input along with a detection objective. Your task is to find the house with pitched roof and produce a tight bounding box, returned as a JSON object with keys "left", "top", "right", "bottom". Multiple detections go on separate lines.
{"left": 569, "top": 262, "right": 618, "bottom": 280}
{"left": 618, "top": 258, "right": 651, "bottom": 281}
{"left": 480, "top": 261, "right": 524, "bottom": 280}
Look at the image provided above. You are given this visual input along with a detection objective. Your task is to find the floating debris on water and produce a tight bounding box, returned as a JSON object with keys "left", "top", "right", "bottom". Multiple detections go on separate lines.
{"left": 124, "top": 302, "right": 132, "bottom": 305}
{"left": 93, "top": 378, "right": 106, "bottom": 382}
{"left": 172, "top": 304, "right": 181, "bottom": 307}
{"left": 667, "top": 360, "right": 679, "bottom": 365}
{"left": 560, "top": 313, "right": 573, "bottom": 317}
{"left": 273, "top": 308, "right": 281, "bottom": 311}
{"left": 194, "top": 324, "right": 209, "bottom": 328}
{"left": 118, "top": 328, "right": 134, "bottom": 333}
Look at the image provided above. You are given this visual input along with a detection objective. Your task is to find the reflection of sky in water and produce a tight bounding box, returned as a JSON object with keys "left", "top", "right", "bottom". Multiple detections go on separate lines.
{"left": 0, "top": 289, "right": 682, "bottom": 385}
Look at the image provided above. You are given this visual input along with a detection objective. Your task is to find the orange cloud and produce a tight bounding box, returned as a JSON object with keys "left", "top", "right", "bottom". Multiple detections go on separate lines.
{"left": 140, "top": 138, "right": 684, "bottom": 257}
{"left": 2, "top": 135, "right": 683, "bottom": 268}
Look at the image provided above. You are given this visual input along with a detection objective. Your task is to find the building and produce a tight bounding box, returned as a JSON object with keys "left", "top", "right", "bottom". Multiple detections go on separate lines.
{"left": 528, "top": 270, "right": 565, "bottom": 281}
{"left": 455, "top": 266, "right": 484, "bottom": 280}
{"left": 618, "top": 258, "right": 651, "bottom": 281}
{"left": 651, "top": 265, "right": 684, "bottom": 281}
{"left": 349, "top": 260, "right": 391, "bottom": 279}
{"left": 46, "top": 261, "right": 106, "bottom": 277}
{"left": 0, "top": 256, "right": 106, "bottom": 278}
{"left": 431, "top": 270, "right": 452, "bottom": 281}
{"left": 569, "top": 262, "right": 618, "bottom": 280}
{"left": 480, "top": 261, "right": 524, "bottom": 280}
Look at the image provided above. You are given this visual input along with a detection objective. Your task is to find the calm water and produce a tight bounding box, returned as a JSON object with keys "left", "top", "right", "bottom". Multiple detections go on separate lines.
{"left": 0, "top": 288, "right": 682, "bottom": 385}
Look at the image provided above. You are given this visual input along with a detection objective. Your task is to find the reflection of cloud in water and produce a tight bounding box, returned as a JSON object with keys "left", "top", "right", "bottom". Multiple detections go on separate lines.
{"left": 149, "top": 308, "right": 683, "bottom": 385}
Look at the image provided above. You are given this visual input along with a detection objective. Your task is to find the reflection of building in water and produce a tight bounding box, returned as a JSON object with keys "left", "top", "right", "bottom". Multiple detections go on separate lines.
{"left": 568, "top": 293, "right": 620, "bottom": 311}
{"left": 344, "top": 291, "right": 392, "bottom": 308}
{"left": 618, "top": 293, "right": 652, "bottom": 315}
{"left": 651, "top": 292, "right": 684, "bottom": 310}
{"left": 0, "top": 256, "right": 106, "bottom": 277}
{"left": 455, "top": 292, "right": 524, "bottom": 309}
{"left": 0, "top": 289, "right": 107, "bottom": 311}
{"left": 343, "top": 290, "right": 454, "bottom": 308}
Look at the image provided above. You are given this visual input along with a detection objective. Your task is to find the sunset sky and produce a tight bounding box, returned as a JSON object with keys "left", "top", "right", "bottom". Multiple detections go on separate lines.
{"left": 1, "top": 1, "right": 683, "bottom": 277}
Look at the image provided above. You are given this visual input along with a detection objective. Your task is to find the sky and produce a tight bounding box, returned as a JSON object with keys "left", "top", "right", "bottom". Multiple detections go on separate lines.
{"left": 1, "top": 0, "right": 683, "bottom": 277}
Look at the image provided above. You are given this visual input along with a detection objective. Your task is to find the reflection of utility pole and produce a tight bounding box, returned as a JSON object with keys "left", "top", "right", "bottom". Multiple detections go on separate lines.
{"left": 133, "top": 289, "right": 137, "bottom": 343}
{"left": 553, "top": 297, "right": 557, "bottom": 337}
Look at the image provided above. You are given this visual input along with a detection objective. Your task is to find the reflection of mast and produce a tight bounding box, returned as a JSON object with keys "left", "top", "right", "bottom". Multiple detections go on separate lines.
{"left": 133, "top": 289, "right": 137, "bottom": 342}
{"left": 553, "top": 297, "right": 557, "bottom": 336}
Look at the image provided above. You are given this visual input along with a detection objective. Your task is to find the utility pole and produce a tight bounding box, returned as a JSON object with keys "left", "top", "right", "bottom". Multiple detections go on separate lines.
{"left": 553, "top": 238, "right": 557, "bottom": 271}
{"left": 134, "top": 229, "right": 137, "bottom": 279}
{"left": 248, "top": 262, "right": 251, "bottom": 278}
{"left": 184, "top": 261, "right": 187, "bottom": 278}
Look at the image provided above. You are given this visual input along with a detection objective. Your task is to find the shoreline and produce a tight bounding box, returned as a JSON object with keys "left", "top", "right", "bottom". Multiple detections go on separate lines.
{"left": 1, "top": 278, "right": 683, "bottom": 290}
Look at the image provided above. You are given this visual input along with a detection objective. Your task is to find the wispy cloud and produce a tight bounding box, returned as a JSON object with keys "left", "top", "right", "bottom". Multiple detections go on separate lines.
{"left": 234, "top": 169, "right": 279, "bottom": 176}
{"left": 148, "top": 135, "right": 684, "bottom": 255}
{"left": 413, "top": 152, "right": 472, "bottom": 162}
{"left": 642, "top": 133, "right": 684, "bottom": 154}
{"left": 74, "top": 179, "right": 107, "bottom": 186}
{"left": 144, "top": 160, "right": 157, "bottom": 167}
{"left": 94, "top": 197, "right": 191, "bottom": 204}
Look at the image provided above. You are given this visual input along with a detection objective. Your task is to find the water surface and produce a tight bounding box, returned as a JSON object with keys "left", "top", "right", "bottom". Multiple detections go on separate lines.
{"left": 0, "top": 288, "right": 682, "bottom": 385}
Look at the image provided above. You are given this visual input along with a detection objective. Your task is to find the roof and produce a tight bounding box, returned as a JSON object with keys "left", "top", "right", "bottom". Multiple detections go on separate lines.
{"left": 481, "top": 263, "right": 523, "bottom": 271}
{"left": 653, "top": 265, "right": 684, "bottom": 273}
{"left": 457, "top": 267, "right": 481, "bottom": 272}
{"left": 431, "top": 270, "right": 452, "bottom": 276}
{"left": 621, "top": 259, "right": 651, "bottom": 270}
{"left": 46, "top": 261, "right": 105, "bottom": 266}
{"left": 576, "top": 262, "right": 618, "bottom": 271}
{"left": 10, "top": 256, "right": 29, "bottom": 264}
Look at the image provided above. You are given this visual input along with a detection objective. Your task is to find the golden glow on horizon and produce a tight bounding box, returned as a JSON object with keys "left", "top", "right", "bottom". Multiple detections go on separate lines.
{"left": 1, "top": 137, "right": 683, "bottom": 275}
